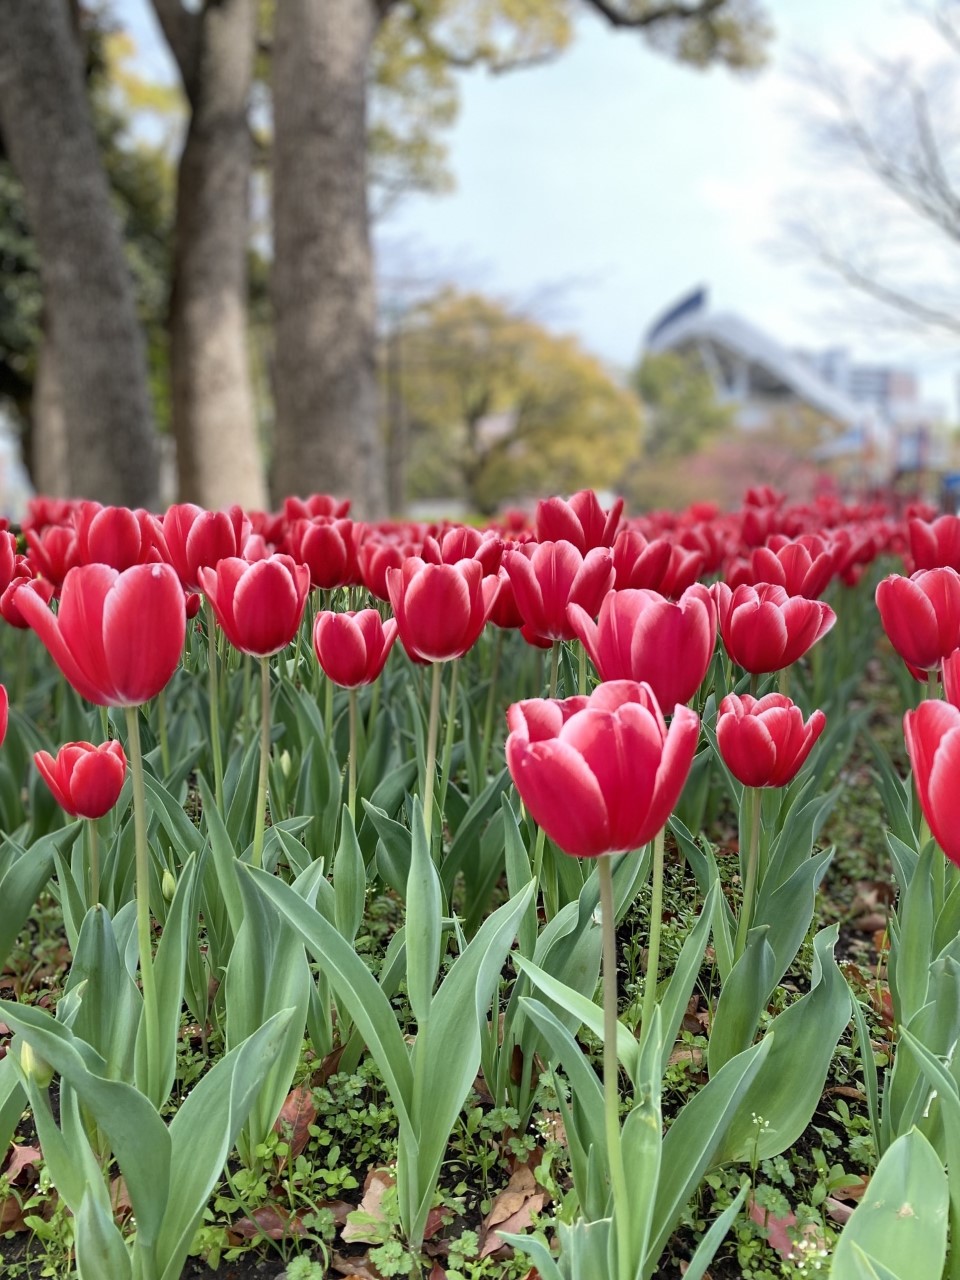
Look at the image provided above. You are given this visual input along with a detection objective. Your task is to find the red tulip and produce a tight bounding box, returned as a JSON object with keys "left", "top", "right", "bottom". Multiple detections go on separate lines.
{"left": 358, "top": 537, "right": 414, "bottom": 603}
{"left": 161, "top": 503, "right": 252, "bottom": 593}
{"left": 72, "top": 503, "right": 164, "bottom": 570}
{"left": 535, "top": 490, "right": 623, "bottom": 552}
{"left": 658, "top": 543, "right": 706, "bottom": 600}
{"left": 0, "top": 531, "right": 19, "bottom": 596}
{"left": 742, "top": 535, "right": 836, "bottom": 600}
{"left": 488, "top": 569, "right": 525, "bottom": 631}
{"left": 1, "top": 575, "right": 55, "bottom": 629}
{"left": 421, "top": 526, "right": 503, "bottom": 576}
{"left": 198, "top": 555, "right": 310, "bottom": 656}
{"left": 611, "top": 529, "right": 673, "bottom": 593}
{"left": 24, "top": 523, "right": 77, "bottom": 592}
{"left": 16, "top": 563, "right": 186, "bottom": 706}
{"left": 876, "top": 569, "right": 960, "bottom": 678}
{"left": 282, "top": 493, "right": 351, "bottom": 523}
{"left": 34, "top": 740, "right": 127, "bottom": 819}
{"left": 904, "top": 699, "right": 960, "bottom": 866}
{"left": 503, "top": 540, "right": 614, "bottom": 643}
{"left": 943, "top": 649, "right": 960, "bottom": 707}
{"left": 386, "top": 557, "right": 499, "bottom": 663}
{"left": 286, "top": 517, "right": 362, "bottom": 590}
{"left": 505, "top": 680, "right": 699, "bottom": 858}
{"left": 716, "top": 693, "right": 826, "bottom": 788}
{"left": 568, "top": 584, "right": 716, "bottom": 709}
{"left": 908, "top": 515, "right": 960, "bottom": 573}
{"left": 313, "top": 609, "right": 399, "bottom": 687}
{"left": 713, "top": 582, "right": 836, "bottom": 674}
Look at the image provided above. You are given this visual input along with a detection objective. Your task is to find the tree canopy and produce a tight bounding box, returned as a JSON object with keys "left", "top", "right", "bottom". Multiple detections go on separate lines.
{"left": 397, "top": 288, "right": 643, "bottom": 512}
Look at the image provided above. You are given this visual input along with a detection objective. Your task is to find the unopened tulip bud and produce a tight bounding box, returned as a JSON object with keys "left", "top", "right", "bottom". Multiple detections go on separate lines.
{"left": 161, "top": 868, "right": 177, "bottom": 901}
{"left": 19, "top": 1040, "right": 54, "bottom": 1089}
{"left": 279, "top": 749, "right": 292, "bottom": 778}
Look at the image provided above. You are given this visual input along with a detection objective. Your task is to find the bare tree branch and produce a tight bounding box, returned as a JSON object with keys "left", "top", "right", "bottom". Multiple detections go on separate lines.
{"left": 808, "top": 234, "right": 960, "bottom": 337}
{"left": 579, "top": 0, "right": 726, "bottom": 28}
{"left": 148, "top": 0, "right": 202, "bottom": 99}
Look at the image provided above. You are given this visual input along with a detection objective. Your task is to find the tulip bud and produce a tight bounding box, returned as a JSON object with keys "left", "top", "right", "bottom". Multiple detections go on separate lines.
{"left": 161, "top": 868, "right": 177, "bottom": 901}
{"left": 279, "top": 750, "right": 292, "bottom": 778}
{"left": 19, "top": 1040, "right": 54, "bottom": 1089}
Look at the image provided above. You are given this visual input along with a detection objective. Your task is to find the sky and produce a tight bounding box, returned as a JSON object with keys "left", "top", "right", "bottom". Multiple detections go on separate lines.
{"left": 375, "top": 0, "right": 960, "bottom": 414}
{"left": 124, "top": 0, "right": 960, "bottom": 415}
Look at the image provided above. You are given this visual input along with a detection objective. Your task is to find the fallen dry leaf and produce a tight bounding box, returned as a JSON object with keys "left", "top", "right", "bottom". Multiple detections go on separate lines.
{"left": 3, "top": 1144, "right": 40, "bottom": 1185}
{"left": 479, "top": 1164, "right": 545, "bottom": 1258}
{"left": 274, "top": 1084, "right": 317, "bottom": 1168}
{"left": 341, "top": 1168, "right": 394, "bottom": 1244}
{"left": 749, "top": 1195, "right": 827, "bottom": 1262}
{"left": 230, "top": 1202, "right": 307, "bottom": 1242}
{"left": 331, "top": 1253, "right": 385, "bottom": 1279}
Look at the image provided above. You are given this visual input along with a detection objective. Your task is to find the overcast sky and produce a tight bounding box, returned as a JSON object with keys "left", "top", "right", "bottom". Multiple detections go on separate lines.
{"left": 125, "top": 0, "right": 960, "bottom": 413}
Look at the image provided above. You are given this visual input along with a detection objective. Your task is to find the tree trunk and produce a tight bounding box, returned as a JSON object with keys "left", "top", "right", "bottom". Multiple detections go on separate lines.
{"left": 271, "top": 0, "right": 387, "bottom": 517}
{"left": 0, "top": 0, "right": 158, "bottom": 507}
{"left": 160, "top": 0, "right": 267, "bottom": 510}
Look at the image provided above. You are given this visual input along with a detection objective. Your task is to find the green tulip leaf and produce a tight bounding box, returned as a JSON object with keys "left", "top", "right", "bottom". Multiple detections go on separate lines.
{"left": 829, "top": 1128, "right": 947, "bottom": 1280}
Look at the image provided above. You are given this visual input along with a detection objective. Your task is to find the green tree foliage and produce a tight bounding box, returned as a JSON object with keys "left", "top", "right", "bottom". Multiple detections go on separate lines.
{"left": 396, "top": 288, "right": 642, "bottom": 512}
{"left": 632, "top": 349, "right": 734, "bottom": 459}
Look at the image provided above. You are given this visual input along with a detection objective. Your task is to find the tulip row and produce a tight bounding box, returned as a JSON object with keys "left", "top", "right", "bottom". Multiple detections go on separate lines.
{"left": 0, "top": 483, "right": 943, "bottom": 1279}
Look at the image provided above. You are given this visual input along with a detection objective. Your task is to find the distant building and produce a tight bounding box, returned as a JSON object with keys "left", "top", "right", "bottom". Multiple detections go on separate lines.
{"left": 646, "top": 289, "right": 946, "bottom": 483}
{"left": 796, "top": 346, "right": 945, "bottom": 475}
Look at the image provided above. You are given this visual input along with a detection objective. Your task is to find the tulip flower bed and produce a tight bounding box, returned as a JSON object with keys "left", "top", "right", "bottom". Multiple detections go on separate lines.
{"left": 0, "top": 486, "right": 956, "bottom": 1279}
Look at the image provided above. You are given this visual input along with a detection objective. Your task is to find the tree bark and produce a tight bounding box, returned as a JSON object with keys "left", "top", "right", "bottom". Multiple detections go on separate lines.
{"left": 156, "top": 0, "right": 267, "bottom": 510}
{"left": 270, "top": 0, "right": 387, "bottom": 517}
{"left": 0, "top": 0, "right": 159, "bottom": 507}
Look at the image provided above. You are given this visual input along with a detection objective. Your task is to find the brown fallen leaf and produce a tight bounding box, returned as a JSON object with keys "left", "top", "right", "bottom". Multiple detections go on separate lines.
{"left": 274, "top": 1084, "right": 318, "bottom": 1169}
{"left": 110, "top": 1176, "right": 133, "bottom": 1225}
{"left": 667, "top": 1044, "right": 705, "bottom": 1070}
{"left": 331, "top": 1253, "right": 385, "bottom": 1279}
{"left": 3, "top": 1143, "right": 41, "bottom": 1184}
{"left": 748, "top": 1195, "right": 827, "bottom": 1262}
{"left": 230, "top": 1202, "right": 307, "bottom": 1242}
{"left": 0, "top": 1193, "right": 29, "bottom": 1233}
{"left": 479, "top": 1164, "right": 545, "bottom": 1259}
{"left": 341, "top": 1168, "right": 394, "bottom": 1244}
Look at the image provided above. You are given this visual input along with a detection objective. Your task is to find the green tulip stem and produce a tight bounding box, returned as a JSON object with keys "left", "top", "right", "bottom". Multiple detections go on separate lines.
{"left": 548, "top": 639, "right": 560, "bottom": 700}
{"left": 532, "top": 642, "right": 562, "bottom": 912}
{"left": 348, "top": 686, "right": 358, "bottom": 824}
{"left": 157, "top": 686, "right": 171, "bottom": 777}
{"left": 437, "top": 658, "right": 460, "bottom": 825}
{"left": 578, "top": 640, "right": 587, "bottom": 695}
{"left": 366, "top": 677, "right": 382, "bottom": 742}
{"left": 478, "top": 629, "right": 504, "bottom": 783}
{"left": 641, "top": 827, "right": 666, "bottom": 1037}
{"left": 324, "top": 671, "right": 334, "bottom": 742}
{"left": 125, "top": 704, "right": 161, "bottom": 1107}
{"left": 928, "top": 669, "right": 940, "bottom": 702}
{"left": 87, "top": 817, "right": 100, "bottom": 908}
{"left": 598, "top": 854, "right": 630, "bottom": 1278}
{"left": 14, "top": 633, "right": 26, "bottom": 706}
{"left": 778, "top": 664, "right": 790, "bottom": 701}
{"left": 735, "top": 786, "right": 763, "bottom": 962}
{"left": 750, "top": 671, "right": 760, "bottom": 699}
{"left": 422, "top": 661, "right": 444, "bottom": 845}
{"left": 252, "top": 655, "right": 271, "bottom": 871}
{"left": 205, "top": 600, "right": 225, "bottom": 813}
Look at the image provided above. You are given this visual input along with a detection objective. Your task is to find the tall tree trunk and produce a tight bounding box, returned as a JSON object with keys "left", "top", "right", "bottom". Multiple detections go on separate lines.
{"left": 0, "top": 0, "right": 158, "bottom": 507}
{"left": 271, "top": 0, "right": 387, "bottom": 517}
{"left": 153, "top": 0, "right": 266, "bottom": 510}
